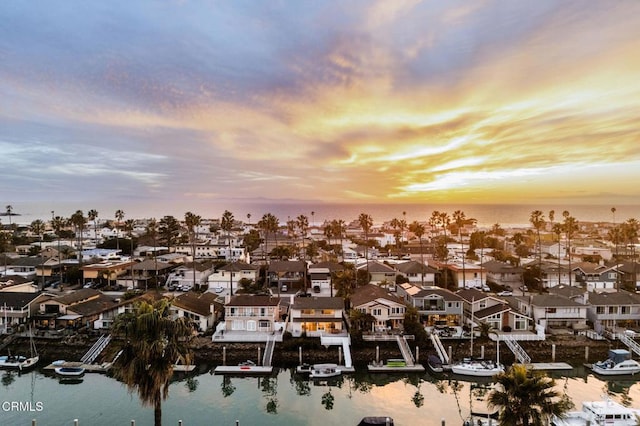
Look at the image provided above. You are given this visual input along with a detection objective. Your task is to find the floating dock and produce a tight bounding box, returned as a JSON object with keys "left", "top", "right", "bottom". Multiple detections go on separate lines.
{"left": 213, "top": 365, "right": 273, "bottom": 375}
{"left": 524, "top": 362, "right": 573, "bottom": 371}
{"left": 43, "top": 361, "right": 111, "bottom": 373}
{"left": 368, "top": 363, "right": 425, "bottom": 373}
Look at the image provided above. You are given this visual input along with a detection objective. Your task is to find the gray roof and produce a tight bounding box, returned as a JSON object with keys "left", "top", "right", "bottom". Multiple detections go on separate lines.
{"left": 227, "top": 295, "right": 281, "bottom": 307}
{"left": 528, "top": 294, "right": 585, "bottom": 308}
{"left": 218, "top": 261, "right": 259, "bottom": 272}
{"left": 268, "top": 260, "right": 306, "bottom": 273}
{"left": 588, "top": 290, "right": 640, "bottom": 306}
{"left": 350, "top": 284, "right": 405, "bottom": 307}
{"left": 394, "top": 261, "right": 438, "bottom": 274}
{"left": 292, "top": 297, "right": 344, "bottom": 310}
{"left": 0, "top": 292, "right": 41, "bottom": 309}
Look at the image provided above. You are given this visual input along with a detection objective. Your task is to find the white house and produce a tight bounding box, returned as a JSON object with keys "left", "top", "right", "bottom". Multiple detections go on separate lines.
{"left": 207, "top": 261, "right": 260, "bottom": 295}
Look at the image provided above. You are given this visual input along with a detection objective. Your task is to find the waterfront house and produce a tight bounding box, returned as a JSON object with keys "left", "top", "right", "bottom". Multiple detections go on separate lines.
{"left": 222, "top": 295, "right": 283, "bottom": 337}
{"left": 585, "top": 290, "right": 640, "bottom": 335}
{"left": 394, "top": 260, "right": 437, "bottom": 286}
{"left": 0, "top": 276, "right": 38, "bottom": 293}
{"left": 171, "top": 291, "right": 222, "bottom": 332}
{"left": 617, "top": 261, "right": 640, "bottom": 291}
{"left": 514, "top": 294, "right": 588, "bottom": 333}
{"left": 0, "top": 292, "right": 48, "bottom": 331}
{"left": 350, "top": 284, "right": 406, "bottom": 332}
{"left": 207, "top": 261, "right": 260, "bottom": 295}
{"left": 396, "top": 283, "right": 464, "bottom": 327}
{"left": 36, "top": 289, "right": 119, "bottom": 330}
{"left": 456, "top": 288, "right": 531, "bottom": 332}
{"left": 288, "top": 296, "right": 344, "bottom": 337}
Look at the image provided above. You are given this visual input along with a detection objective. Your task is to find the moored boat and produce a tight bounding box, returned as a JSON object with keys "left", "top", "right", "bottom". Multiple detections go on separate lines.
{"left": 357, "top": 417, "right": 394, "bottom": 426}
{"left": 450, "top": 358, "right": 504, "bottom": 377}
{"left": 0, "top": 330, "right": 39, "bottom": 371}
{"left": 591, "top": 349, "right": 640, "bottom": 376}
{"left": 55, "top": 366, "right": 86, "bottom": 377}
{"left": 309, "top": 363, "right": 341, "bottom": 378}
{"left": 551, "top": 397, "right": 640, "bottom": 425}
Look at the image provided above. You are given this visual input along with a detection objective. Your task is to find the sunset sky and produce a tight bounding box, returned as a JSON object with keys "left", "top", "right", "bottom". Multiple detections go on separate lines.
{"left": 2, "top": 1, "right": 640, "bottom": 216}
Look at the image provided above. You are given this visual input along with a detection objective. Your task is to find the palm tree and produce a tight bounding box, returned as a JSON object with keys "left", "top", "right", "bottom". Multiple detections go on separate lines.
{"left": 358, "top": 213, "right": 373, "bottom": 284}
{"left": 452, "top": 210, "right": 467, "bottom": 288}
{"left": 488, "top": 364, "right": 572, "bottom": 425}
{"left": 184, "top": 212, "right": 201, "bottom": 290}
{"left": 221, "top": 210, "right": 235, "bottom": 294}
{"left": 436, "top": 211, "right": 451, "bottom": 289}
{"left": 112, "top": 299, "right": 193, "bottom": 426}
{"left": 70, "top": 210, "right": 87, "bottom": 269}
{"left": 390, "top": 217, "right": 402, "bottom": 250}
{"left": 409, "top": 221, "right": 426, "bottom": 287}
{"left": 296, "top": 214, "right": 309, "bottom": 260}
{"left": 552, "top": 223, "right": 563, "bottom": 286}
{"left": 529, "top": 210, "right": 546, "bottom": 289}
{"left": 30, "top": 219, "right": 45, "bottom": 289}
{"left": 88, "top": 209, "right": 99, "bottom": 246}
{"left": 622, "top": 218, "right": 639, "bottom": 292}
{"left": 51, "top": 215, "right": 67, "bottom": 283}
{"left": 146, "top": 218, "right": 158, "bottom": 290}
{"left": 123, "top": 219, "right": 136, "bottom": 287}
{"left": 333, "top": 219, "right": 346, "bottom": 262}
{"left": 115, "top": 209, "right": 125, "bottom": 254}
{"left": 562, "top": 212, "right": 578, "bottom": 287}
{"left": 5, "top": 205, "right": 13, "bottom": 230}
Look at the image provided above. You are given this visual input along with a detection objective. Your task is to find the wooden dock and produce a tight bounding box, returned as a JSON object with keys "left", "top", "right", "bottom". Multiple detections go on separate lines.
{"left": 523, "top": 362, "right": 573, "bottom": 371}
{"left": 213, "top": 365, "right": 273, "bottom": 375}
{"left": 43, "top": 361, "right": 111, "bottom": 373}
{"left": 368, "top": 363, "right": 425, "bottom": 373}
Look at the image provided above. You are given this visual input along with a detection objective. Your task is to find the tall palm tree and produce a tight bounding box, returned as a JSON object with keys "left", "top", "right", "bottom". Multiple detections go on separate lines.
{"left": 221, "top": 210, "right": 235, "bottom": 294}
{"left": 488, "top": 364, "right": 572, "bottom": 426}
{"left": 552, "top": 223, "right": 563, "bottom": 286}
{"left": 529, "top": 210, "right": 546, "bottom": 289}
{"left": 296, "top": 214, "right": 309, "bottom": 261}
{"left": 562, "top": 212, "right": 578, "bottom": 287}
{"left": 184, "top": 212, "right": 201, "bottom": 290}
{"left": 30, "top": 219, "right": 45, "bottom": 289}
{"left": 437, "top": 211, "right": 451, "bottom": 289}
{"left": 123, "top": 219, "right": 136, "bottom": 287}
{"left": 70, "top": 210, "right": 87, "bottom": 269}
{"left": 146, "top": 218, "right": 158, "bottom": 290}
{"left": 115, "top": 209, "right": 125, "bottom": 254}
{"left": 88, "top": 209, "right": 99, "bottom": 246}
{"left": 452, "top": 210, "right": 467, "bottom": 288}
{"left": 5, "top": 205, "right": 13, "bottom": 230}
{"left": 112, "top": 299, "right": 193, "bottom": 426}
{"left": 390, "top": 218, "right": 402, "bottom": 250}
{"left": 51, "top": 215, "right": 67, "bottom": 283}
{"left": 259, "top": 213, "right": 279, "bottom": 263}
{"left": 409, "top": 221, "right": 426, "bottom": 286}
{"left": 358, "top": 213, "right": 373, "bottom": 284}
{"left": 333, "top": 219, "right": 346, "bottom": 262}
{"left": 622, "top": 218, "right": 639, "bottom": 292}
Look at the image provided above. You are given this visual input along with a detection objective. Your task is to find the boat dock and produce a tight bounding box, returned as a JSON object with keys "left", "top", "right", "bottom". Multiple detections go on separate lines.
{"left": 43, "top": 361, "right": 111, "bottom": 373}
{"left": 523, "top": 362, "right": 573, "bottom": 371}
{"left": 213, "top": 365, "right": 273, "bottom": 375}
{"left": 368, "top": 363, "right": 425, "bottom": 373}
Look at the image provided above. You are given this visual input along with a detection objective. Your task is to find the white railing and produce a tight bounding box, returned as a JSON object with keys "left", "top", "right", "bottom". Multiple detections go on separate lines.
{"left": 396, "top": 335, "right": 415, "bottom": 366}
{"left": 619, "top": 333, "right": 640, "bottom": 357}
{"left": 503, "top": 336, "right": 531, "bottom": 364}
{"left": 430, "top": 333, "right": 449, "bottom": 364}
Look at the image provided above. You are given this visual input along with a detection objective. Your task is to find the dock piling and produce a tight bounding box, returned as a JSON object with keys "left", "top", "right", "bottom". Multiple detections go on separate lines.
{"left": 223, "top": 346, "right": 226, "bottom": 365}
{"left": 299, "top": 346, "right": 302, "bottom": 365}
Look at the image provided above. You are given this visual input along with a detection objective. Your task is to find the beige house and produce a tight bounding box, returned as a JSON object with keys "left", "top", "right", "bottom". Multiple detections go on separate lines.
{"left": 350, "top": 284, "right": 406, "bottom": 331}
{"left": 288, "top": 297, "right": 344, "bottom": 337}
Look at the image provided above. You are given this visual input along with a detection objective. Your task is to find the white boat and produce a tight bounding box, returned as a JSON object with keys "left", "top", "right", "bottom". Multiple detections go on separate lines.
{"left": 55, "top": 366, "right": 86, "bottom": 377}
{"left": 591, "top": 349, "right": 640, "bottom": 376}
{"left": 551, "top": 397, "right": 640, "bottom": 425}
{"left": 309, "top": 363, "right": 341, "bottom": 378}
{"left": 0, "top": 330, "right": 39, "bottom": 371}
{"left": 296, "top": 363, "right": 312, "bottom": 374}
{"left": 451, "top": 358, "right": 504, "bottom": 377}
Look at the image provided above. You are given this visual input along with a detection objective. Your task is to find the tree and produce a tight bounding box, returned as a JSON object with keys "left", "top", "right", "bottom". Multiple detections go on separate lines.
{"left": 123, "top": 219, "right": 136, "bottom": 286}
{"left": 452, "top": 210, "right": 468, "bottom": 288}
{"left": 221, "top": 210, "right": 236, "bottom": 294}
{"left": 146, "top": 218, "right": 158, "bottom": 289}
{"left": 184, "top": 212, "right": 202, "bottom": 291}
{"left": 115, "top": 209, "right": 125, "bottom": 254}
{"left": 552, "top": 223, "right": 563, "bottom": 286}
{"left": 488, "top": 364, "right": 572, "bottom": 426}
{"left": 622, "top": 218, "right": 639, "bottom": 292}
{"left": 562, "top": 212, "right": 578, "bottom": 287}
{"left": 88, "top": 209, "right": 99, "bottom": 245}
{"left": 70, "top": 210, "right": 87, "bottom": 270}
{"left": 112, "top": 299, "right": 193, "bottom": 426}
{"left": 30, "top": 219, "right": 45, "bottom": 288}
{"left": 358, "top": 213, "right": 373, "bottom": 284}
{"left": 258, "top": 213, "right": 279, "bottom": 262}
{"left": 296, "top": 214, "right": 309, "bottom": 261}
{"left": 529, "top": 210, "right": 545, "bottom": 287}
{"left": 409, "top": 221, "right": 426, "bottom": 286}
{"left": 158, "top": 215, "right": 180, "bottom": 250}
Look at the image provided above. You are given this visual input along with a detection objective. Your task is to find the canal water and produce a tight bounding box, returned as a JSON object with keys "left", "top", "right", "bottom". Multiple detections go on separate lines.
{"left": 1, "top": 366, "right": 639, "bottom": 426}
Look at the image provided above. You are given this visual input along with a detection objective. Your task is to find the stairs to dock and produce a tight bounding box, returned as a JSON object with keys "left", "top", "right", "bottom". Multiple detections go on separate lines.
{"left": 342, "top": 338, "right": 352, "bottom": 368}
{"left": 430, "top": 333, "right": 449, "bottom": 364}
{"left": 503, "top": 335, "right": 531, "bottom": 364}
{"left": 619, "top": 333, "right": 640, "bottom": 357}
{"left": 81, "top": 334, "right": 111, "bottom": 364}
{"left": 396, "top": 335, "right": 415, "bottom": 366}
{"left": 262, "top": 335, "right": 275, "bottom": 367}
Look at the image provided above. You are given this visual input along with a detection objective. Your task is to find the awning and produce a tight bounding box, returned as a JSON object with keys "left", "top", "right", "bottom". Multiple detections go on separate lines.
{"left": 57, "top": 314, "right": 82, "bottom": 320}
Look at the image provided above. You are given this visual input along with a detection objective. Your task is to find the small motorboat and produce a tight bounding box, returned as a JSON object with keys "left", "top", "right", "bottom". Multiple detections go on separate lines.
{"left": 238, "top": 360, "right": 257, "bottom": 370}
{"left": 427, "top": 354, "right": 444, "bottom": 373}
{"left": 55, "top": 366, "right": 85, "bottom": 377}
{"left": 591, "top": 349, "right": 640, "bottom": 376}
{"left": 309, "top": 363, "right": 341, "bottom": 379}
{"left": 551, "top": 396, "right": 640, "bottom": 425}
{"left": 296, "top": 363, "right": 312, "bottom": 374}
{"left": 450, "top": 358, "right": 504, "bottom": 378}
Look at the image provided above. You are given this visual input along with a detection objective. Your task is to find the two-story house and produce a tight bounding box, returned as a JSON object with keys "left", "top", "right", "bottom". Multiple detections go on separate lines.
{"left": 36, "top": 289, "right": 119, "bottom": 330}
{"left": 350, "top": 284, "right": 406, "bottom": 332}
{"left": 171, "top": 291, "right": 222, "bottom": 332}
{"left": 394, "top": 261, "right": 437, "bottom": 286}
{"left": 447, "top": 262, "right": 484, "bottom": 289}
{"left": 358, "top": 261, "right": 397, "bottom": 286}
{"left": 586, "top": 290, "right": 640, "bottom": 335}
{"left": 288, "top": 297, "right": 344, "bottom": 337}
{"left": 0, "top": 292, "right": 48, "bottom": 331}
{"left": 539, "top": 261, "right": 572, "bottom": 288}
{"left": 573, "top": 262, "right": 619, "bottom": 292}
{"left": 482, "top": 260, "right": 524, "bottom": 289}
{"left": 396, "top": 283, "right": 464, "bottom": 327}
{"left": 207, "top": 261, "right": 260, "bottom": 295}
{"left": 268, "top": 260, "right": 307, "bottom": 293}
{"left": 221, "top": 295, "right": 283, "bottom": 340}
{"left": 515, "top": 294, "right": 588, "bottom": 332}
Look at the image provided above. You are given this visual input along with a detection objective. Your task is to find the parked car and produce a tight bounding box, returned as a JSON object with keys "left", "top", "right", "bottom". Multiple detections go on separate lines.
{"left": 481, "top": 285, "right": 491, "bottom": 292}
{"left": 519, "top": 285, "right": 529, "bottom": 292}
{"left": 497, "top": 290, "right": 513, "bottom": 297}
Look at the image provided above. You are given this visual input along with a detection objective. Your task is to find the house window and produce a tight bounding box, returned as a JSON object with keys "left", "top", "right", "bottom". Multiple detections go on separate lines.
{"left": 321, "top": 309, "right": 334, "bottom": 315}
{"left": 608, "top": 306, "right": 617, "bottom": 315}
{"left": 373, "top": 308, "right": 382, "bottom": 316}
{"left": 515, "top": 319, "right": 527, "bottom": 330}
{"left": 596, "top": 306, "right": 605, "bottom": 314}
{"left": 229, "top": 307, "right": 236, "bottom": 316}
{"left": 260, "top": 308, "right": 266, "bottom": 316}
{"left": 621, "top": 306, "right": 630, "bottom": 315}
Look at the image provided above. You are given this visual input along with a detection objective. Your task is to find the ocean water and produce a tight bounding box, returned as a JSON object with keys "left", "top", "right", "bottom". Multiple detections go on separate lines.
{"left": 10, "top": 201, "right": 640, "bottom": 228}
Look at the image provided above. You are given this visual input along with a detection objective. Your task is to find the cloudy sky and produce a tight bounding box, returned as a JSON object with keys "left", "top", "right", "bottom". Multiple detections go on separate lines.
{"left": 2, "top": 1, "right": 640, "bottom": 218}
